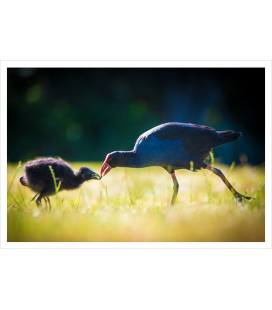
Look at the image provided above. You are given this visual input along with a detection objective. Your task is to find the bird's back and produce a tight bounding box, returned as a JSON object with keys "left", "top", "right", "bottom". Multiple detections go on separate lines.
{"left": 134, "top": 122, "right": 241, "bottom": 155}
{"left": 22, "top": 158, "right": 74, "bottom": 193}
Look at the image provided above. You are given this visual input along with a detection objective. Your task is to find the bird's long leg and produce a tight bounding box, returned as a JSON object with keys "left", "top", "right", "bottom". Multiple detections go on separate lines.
{"left": 44, "top": 197, "right": 52, "bottom": 212}
{"left": 35, "top": 195, "right": 43, "bottom": 210}
{"left": 170, "top": 172, "right": 179, "bottom": 206}
{"left": 205, "top": 165, "right": 253, "bottom": 202}
{"left": 47, "top": 197, "right": 52, "bottom": 212}
{"left": 44, "top": 197, "right": 48, "bottom": 211}
{"left": 31, "top": 193, "right": 38, "bottom": 201}
{"left": 35, "top": 188, "right": 51, "bottom": 211}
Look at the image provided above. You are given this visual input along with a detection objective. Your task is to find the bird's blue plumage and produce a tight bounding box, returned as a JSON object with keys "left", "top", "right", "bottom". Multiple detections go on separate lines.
{"left": 134, "top": 122, "right": 239, "bottom": 155}
{"left": 104, "top": 122, "right": 241, "bottom": 173}
{"left": 130, "top": 122, "right": 241, "bottom": 172}
{"left": 135, "top": 136, "right": 194, "bottom": 170}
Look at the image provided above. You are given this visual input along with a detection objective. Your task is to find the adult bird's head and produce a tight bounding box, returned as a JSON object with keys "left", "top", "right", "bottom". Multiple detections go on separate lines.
{"left": 101, "top": 151, "right": 123, "bottom": 177}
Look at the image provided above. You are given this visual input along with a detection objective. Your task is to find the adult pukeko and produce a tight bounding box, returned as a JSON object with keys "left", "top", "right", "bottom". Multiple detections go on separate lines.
{"left": 101, "top": 122, "right": 253, "bottom": 205}
{"left": 20, "top": 157, "right": 101, "bottom": 210}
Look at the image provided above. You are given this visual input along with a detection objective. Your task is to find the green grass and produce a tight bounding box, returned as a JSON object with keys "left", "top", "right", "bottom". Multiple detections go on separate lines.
{"left": 7, "top": 161, "right": 265, "bottom": 242}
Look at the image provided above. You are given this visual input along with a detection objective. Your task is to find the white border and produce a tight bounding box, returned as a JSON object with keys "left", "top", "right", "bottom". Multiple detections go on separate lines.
{"left": 1, "top": 60, "right": 271, "bottom": 249}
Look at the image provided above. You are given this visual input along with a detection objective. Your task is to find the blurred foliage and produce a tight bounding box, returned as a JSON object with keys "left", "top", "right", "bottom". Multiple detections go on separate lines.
{"left": 7, "top": 68, "right": 265, "bottom": 164}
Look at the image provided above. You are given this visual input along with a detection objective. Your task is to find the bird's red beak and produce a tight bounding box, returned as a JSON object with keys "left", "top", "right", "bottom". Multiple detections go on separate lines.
{"left": 101, "top": 163, "right": 112, "bottom": 177}
{"left": 101, "top": 155, "right": 112, "bottom": 177}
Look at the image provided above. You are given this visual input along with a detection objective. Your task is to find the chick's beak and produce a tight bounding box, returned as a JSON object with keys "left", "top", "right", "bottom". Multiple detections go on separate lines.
{"left": 100, "top": 163, "right": 112, "bottom": 177}
{"left": 92, "top": 172, "right": 101, "bottom": 180}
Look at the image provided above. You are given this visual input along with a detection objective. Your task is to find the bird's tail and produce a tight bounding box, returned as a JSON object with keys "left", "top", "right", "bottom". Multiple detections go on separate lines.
{"left": 217, "top": 130, "right": 242, "bottom": 140}
{"left": 19, "top": 176, "right": 27, "bottom": 186}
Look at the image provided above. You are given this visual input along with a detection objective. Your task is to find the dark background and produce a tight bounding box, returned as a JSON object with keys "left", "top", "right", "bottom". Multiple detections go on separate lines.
{"left": 7, "top": 68, "right": 265, "bottom": 165}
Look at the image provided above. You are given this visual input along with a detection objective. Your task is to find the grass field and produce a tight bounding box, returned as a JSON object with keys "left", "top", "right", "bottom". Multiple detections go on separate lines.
{"left": 7, "top": 160, "right": 265, "bottom": 242}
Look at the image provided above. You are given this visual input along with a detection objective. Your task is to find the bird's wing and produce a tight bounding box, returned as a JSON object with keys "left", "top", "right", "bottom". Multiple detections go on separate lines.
{"left": 134, "top": 123, "right": 226, "bottom": 155}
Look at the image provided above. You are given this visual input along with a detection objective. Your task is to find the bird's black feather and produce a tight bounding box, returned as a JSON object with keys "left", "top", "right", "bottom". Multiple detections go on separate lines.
{"left": 20, "top": 158, "right": 100, "bottom": 204}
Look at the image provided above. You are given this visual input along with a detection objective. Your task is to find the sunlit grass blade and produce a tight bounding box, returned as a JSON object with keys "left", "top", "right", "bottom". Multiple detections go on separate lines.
{"left": 224, "top": 161, "right": 236, "bottom": 197}
{"left": 190, "top": 161, "right": 194, "bottom": 203}
{"left": 245, "top": 183, "right": 265, "bottom": 208}
{"left": 77, "top": 189, "right": 81, "bottom": 211}
{"left": 142, "top": 186, "right": 157, "bottom": 208}
{"left": 48, "top": 165, "right": 61, "bottom": 209}
{"left": 124, "top": 168, "right": 136, "bottom": 206}
{"left": 71, "top": 200, "right": 77, "bottom": 212}
{"left": 208, "top": 151, "right": 214, "bottom": 200}
{"left": 7, "top": 161, "right": 21, "bottom": 194}
{"left": 105, "top": 185, "right": 109, "bottom": 206}
{"left": 57, "top": 180, "right": 62, "bottom": 192}
{"left": 49, "top": 165, "right": 58, "bottom": 192}
{"left": 17, "top": 185, "right": 27, "bottom": 209}
{"left": 100, "top": 190, "right": 102, "bottom": 205}
{"left": 11, "top": 194, "right": 24, "bottom": 212}
{"left": 227, "top": 161, "right": 235, "bottom": 177}
{"left": 201, "top": 168, "right": 211, "bottom": 203}
{"left": 210, "top": 151, "right": 214, "bottom": 168}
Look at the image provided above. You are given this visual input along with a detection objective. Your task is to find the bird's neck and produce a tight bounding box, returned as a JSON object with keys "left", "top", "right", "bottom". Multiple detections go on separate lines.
{"left": 62, "top": 174, "right": 83, "bottom": 190}
{"left": 119, "top": 151, "right": 143, "bottom": 168}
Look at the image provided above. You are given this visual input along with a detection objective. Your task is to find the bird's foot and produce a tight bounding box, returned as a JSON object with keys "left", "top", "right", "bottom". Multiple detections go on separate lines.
{"left": 236, "top": 195, "right": 244, "bottom": 207}
{"left": 234, "top": 193, "right": 255, "bottom": 208}
{"left": 235, "top": 193, "right": 255, "bottom": 201}
{"left": 35, "top": 199, "right": 46, "bottom": 212}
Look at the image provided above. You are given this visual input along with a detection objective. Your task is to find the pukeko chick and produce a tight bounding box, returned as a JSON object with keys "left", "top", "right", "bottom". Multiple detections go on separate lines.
{"left": 101, "top": 122, "right": 253, "bottom": 205}
{"left": 20, "top": 157, "right": 101, "bottom": 210}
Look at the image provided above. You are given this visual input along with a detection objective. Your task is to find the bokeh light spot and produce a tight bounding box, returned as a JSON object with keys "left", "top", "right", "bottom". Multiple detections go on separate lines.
{"left": 129, "top": 99, "right": 148, "bottom": 118}
{"left": 18, "top": 68, "right": 37, "bottom": 78}
{"left": 53, "top": 101, "right": 69, "bottom": 119}
{"left": 66, "top": 123, "right": 83, "bottom": 141}
{"left": 26, "top": 85, "right": 41, "bottom": 103}
{"left": 203, "top": 108, "right": 222, "bottom": 127}
{"left": 240, "top": 153, "right": 248, "bottom": 165}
